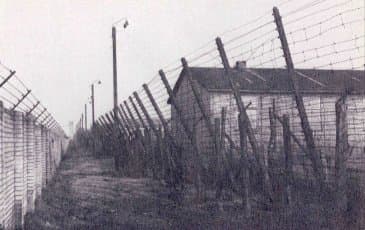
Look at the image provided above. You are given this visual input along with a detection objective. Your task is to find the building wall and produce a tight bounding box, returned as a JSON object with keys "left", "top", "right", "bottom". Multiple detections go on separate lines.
{"left": 0, "top": 101, "right": 67, "bottom": 229}
{"left": 1, "top": 107, "right": 15, "bottom": 229}
{"left": 171, "top": 76, "right": 365, "bottom": 177}
{"left": 209, "top": 92, "right": 365, "bottom": 172}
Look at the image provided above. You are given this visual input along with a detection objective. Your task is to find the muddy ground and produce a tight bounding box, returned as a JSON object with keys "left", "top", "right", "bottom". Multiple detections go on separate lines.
{"left": 24, "top": 150, "right": 253, "bottom": 230}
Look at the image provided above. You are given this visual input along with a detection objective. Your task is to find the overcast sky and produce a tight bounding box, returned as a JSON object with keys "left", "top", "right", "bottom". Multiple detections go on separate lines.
{"left": 0, "top": 0, "right": 363, "bottom": 135}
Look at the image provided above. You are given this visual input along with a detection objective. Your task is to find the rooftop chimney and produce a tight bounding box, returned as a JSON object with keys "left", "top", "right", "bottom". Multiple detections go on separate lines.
{"left": 235, "top": 61, "right": 247, "bottom": 70}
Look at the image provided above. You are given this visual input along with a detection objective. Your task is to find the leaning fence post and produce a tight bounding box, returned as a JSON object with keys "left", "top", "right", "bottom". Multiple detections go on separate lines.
{"left": 159, "top": 69, "right": 207, "bottom": 199}
{"left": 273, "top": 6, "right": 325, "bottom": 191}
{"left": 124, "top": 101, "right": 148, "bottom": 175}
{"left": 120, "top": 104, "right": 135, "bottom": 132}
{"left": 216, "top": 37, "right": 272, "bottom": 202}
{"left": 133, "top": 91, "right": 166, "bottom": 180}
{"left": 129, "top": 96, "right": 147, "bottom": 130}
{"left": 123, "top": 101, "right": 146, "bottom": 148}
{"left": 142, "top": 84, "right": 177, "bottom": 169}
{"left": 142, "top": 84, "right": 185, "bottom": 201}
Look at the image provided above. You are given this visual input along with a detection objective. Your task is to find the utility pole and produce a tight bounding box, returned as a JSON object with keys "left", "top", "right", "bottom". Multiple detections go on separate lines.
{"left": 112, "top": 26, "right": 118, "bottom": 121}
{"left": 81, "top": 114, "right": 84, "bottom": 129}
{"left": 84, "top": 103, "right": 87, "bottom": 130}
{"left": 91, "top": 84, "right": 95, "bottom": 125}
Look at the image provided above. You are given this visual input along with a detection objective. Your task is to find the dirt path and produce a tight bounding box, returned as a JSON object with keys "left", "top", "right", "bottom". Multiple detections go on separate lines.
{"left": 24, "top": 151, "right": 249, "bottom": 230}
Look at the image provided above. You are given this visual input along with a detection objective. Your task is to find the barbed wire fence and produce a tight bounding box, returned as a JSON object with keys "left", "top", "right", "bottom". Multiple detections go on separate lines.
{"left": 79, "top": 0, "right": 364, "bottom": 228}
{"left": 0, "top": 61, "right": 65, "bottom": 135}
{"left": 0, "top": 61, "right": 68, "bottom": 228}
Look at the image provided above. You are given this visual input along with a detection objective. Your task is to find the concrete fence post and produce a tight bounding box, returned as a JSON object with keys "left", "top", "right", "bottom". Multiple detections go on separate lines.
{"left": 35, "top": 125, "right": 42, "bottom": 198}
{"left": 26, "top": 115, "right": 36, "bottom": 212}
{"left": 41, "top": 127, "right": 46, "bottom": 188}
{"left": 14, "top": 111, "right": 27, "bottom": 228}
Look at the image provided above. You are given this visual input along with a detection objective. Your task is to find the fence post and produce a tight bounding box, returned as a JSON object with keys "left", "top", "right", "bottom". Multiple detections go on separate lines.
{"left": 129, "top": 96, "right": 147, "bottom": 130}
{"left": 129, "top": 96, "right": 155, "bottom": 176}
{"left": 124, "top": 101, "right": 148, "bottom": 175}
{"left": 335, "top": 96, "right": 348, "bottom": 220}
{"left": 215, "top": 37, "right": 272, "bottom": 201}
{"left": 142, "top": 85, "right": 185, "bottom": 200}
{"left": 273, "top": 6, "right": 325, "bottom": 191}
{"left": 268, "top": 101, "right": 277, "bottom": 166}
{"left": 99, "top": 116, "right": 112, "bottom": 133}
{"left": 159, "top": 69, "right": 207, "bottom": 199}
{"left": 181, "top": 58, "right": 215, "bottom": 138}
{"left": 133, "top": 91, "right": 167, "bottom": 180}
{"left": 238, "top": 113, "right": 251, "bottom": 216}
{"left": 142, "top": 84, "right": 180, "bottom": 178}
{"left": 123, "top": 101, "right": 146, "bottom": 149}
{"left": 282, "top": 114, "right": 293, "bottom": 209}
{"left": 120, "top": 104, "right": 135, "bottom": 132}
{"left": 142, "top": 84, "right": 178, "bottom": 162}
{"left": 14, "top": 111, "right": 26, "bottom": 229}
{"left": 26, "top": 115, "right": 36, "bottom": 212}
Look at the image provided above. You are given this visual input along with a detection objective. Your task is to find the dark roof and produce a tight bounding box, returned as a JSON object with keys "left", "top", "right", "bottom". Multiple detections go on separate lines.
{"left": 168, "top": 67, "right": 365, "bottom": 103}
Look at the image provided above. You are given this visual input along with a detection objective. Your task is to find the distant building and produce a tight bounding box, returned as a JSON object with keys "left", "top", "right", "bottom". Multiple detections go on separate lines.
{"left": 168, "top": 63, "right": 365, "bottom": 171}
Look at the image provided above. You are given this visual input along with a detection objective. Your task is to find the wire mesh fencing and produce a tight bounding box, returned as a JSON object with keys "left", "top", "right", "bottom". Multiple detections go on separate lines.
{"left": 83, "top": 0, "right": 365, "bottom": 228}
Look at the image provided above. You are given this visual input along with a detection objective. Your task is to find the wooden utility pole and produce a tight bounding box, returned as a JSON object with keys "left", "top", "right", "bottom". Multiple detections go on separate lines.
{"left": 273, "top": 6, "right": 325, "bottom": 190}
{"left": 112, "top": 26, "right": 118, "bottom": 122}
{"left": 91, "top": 84, "right": 95, "bottom": 125}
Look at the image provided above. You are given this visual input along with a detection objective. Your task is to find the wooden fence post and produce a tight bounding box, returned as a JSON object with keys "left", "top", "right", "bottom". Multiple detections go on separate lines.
{"left": 283, "top": 114, "right": 293, "bottom": 209}
{"left": 113, "top": 108, "right": 128, "bottom": 136}
{"left": 273, "top": 6, "right": 325, "bottom": 191}
{"left": 142, "top": 84, "right": 185, "bottom": 201}
{"left": 268, "top": 101, "right": 277, "bottom": 167}
{"left": 142, "top": 84, "right": 178, "bottom": 166}
{"left": 214, "top": 109, "right": 242, "bottom": 202}
{"left": 238, "top": 113, "right": 251, "bottom": 216}
{"left": 129, "top": 96, "right": 148, "bottom": 130}
{"left": 335, "top": 96, "right": 348, "bottom": 220}
{"left": 124, "top": 101, "right": 148, "bottom": 175}
{"left": 123, "top": 101, "right": 146, "bottom": 149}
{"left": 181, "top": 58, "right": 215, "bottom": 138}
{"left": 120, "top": 104, "right": 135, "bottom": 133}
{"left": 216, "top": 37, "right": 272, "bottom": 202}
{"left": 159, "top": 69, "right": 207, "bottom": 200}
{"left": 133, "top": 92, "right": 170, "bottom": 181}
{"left": 129, "top": 96, "right": 155, "bottom": 177}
